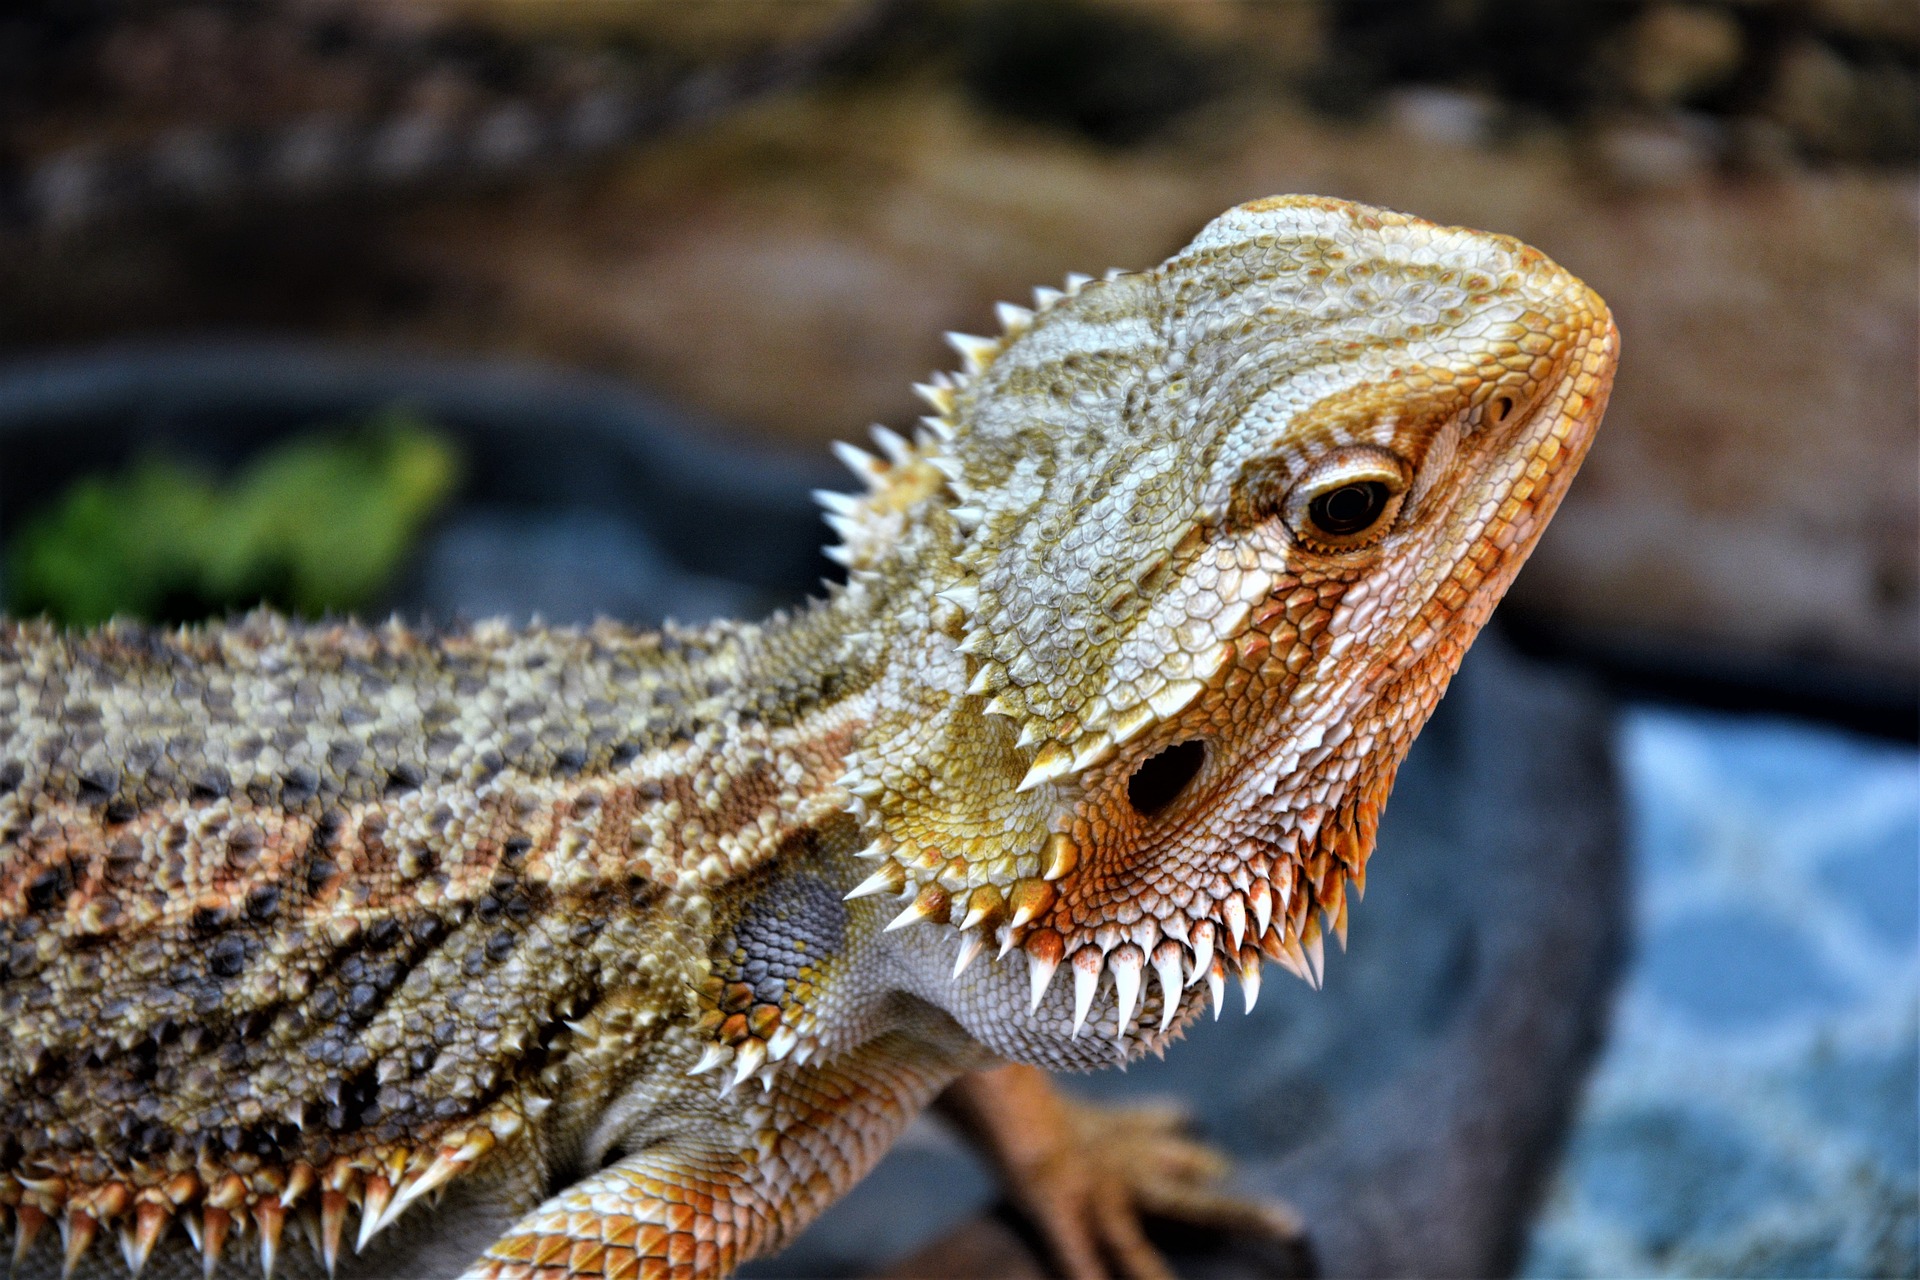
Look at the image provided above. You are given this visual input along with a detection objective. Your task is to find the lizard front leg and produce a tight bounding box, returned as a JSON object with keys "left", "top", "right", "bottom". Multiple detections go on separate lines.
{"left": 936, "top": 1064, "right": 1304, "bottom": 1280}
{"left": 463, "top": 1031, "right": 964, "bottom": 1280}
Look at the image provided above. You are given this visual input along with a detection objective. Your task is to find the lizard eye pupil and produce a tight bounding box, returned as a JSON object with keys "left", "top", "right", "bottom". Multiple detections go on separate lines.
{"left": 1128, "top": 741, "right": 1206, "bottom": 817}
{"left": 1308, "top": 482, "right": 1389, "bottom": 537}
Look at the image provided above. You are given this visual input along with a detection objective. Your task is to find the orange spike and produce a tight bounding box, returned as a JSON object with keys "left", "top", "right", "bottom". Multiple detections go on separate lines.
{"left": 128, "top": 1202, "right": 171, "bottom": 1275}
{"left": 200, "top": 1207, "right": 231, "bottom": 1280}
{"left": 318, "top": 1192, "right": 348, "bottom": 1277}
{"left": 356, "top": 1177, "right": 393, "bottom": 1253}
{"left": 14, "top": 1203, "right": 47, "bottom": 1268}
{"left": 61, "top": 1210, "right": 99, "bottom": 1279}
{"left": 282, "top": 1163, "right": 316, "bottom": 1209}
{"left": 257, "top": 1198, "right": 287, "bottom": 1279}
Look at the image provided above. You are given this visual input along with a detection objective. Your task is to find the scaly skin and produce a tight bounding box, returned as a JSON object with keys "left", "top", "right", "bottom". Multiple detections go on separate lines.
{"left": 0, "top": 196, "right": 1617, "bottom": 1280}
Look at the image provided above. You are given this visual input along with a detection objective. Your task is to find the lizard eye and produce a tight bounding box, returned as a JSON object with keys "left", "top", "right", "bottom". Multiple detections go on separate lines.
{"left": 1309, "top": 482, "right": 1390, "bottom": 536}
{"left": 1284, "top": 448, "right": 1408, "bottom": 553}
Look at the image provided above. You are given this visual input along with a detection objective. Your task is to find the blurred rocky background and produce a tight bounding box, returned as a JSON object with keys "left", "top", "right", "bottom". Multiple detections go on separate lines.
{"left": 3, "top": 0, "right": 1916, "bottom": 694}
{"left": 0, "top": 3, "right": 1913, "bottom": 1277}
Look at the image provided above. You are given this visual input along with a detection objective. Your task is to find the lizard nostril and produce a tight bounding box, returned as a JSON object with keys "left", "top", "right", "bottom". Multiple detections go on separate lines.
{"left": 1127, "top": 741, "right": 1206, "bottom": 817}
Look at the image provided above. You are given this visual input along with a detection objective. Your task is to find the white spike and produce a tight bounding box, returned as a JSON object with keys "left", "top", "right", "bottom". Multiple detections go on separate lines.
{"left": 852, "top": 840, "right": 888, "bottom": 861}
{"left": 382, "top": 1150, "right": 468, "bottom": 1231}
{"left": 1306, "top": 933, "right": 1325, "bottom": 990}
{"left": 766, "top": 1026, "right": 799, "bottom": 1061}
{"left": 1207, "top": 959, "right": 1226, "bottom": 1020}
{"left": 935, "top": 584, "right": 979, "bottom": 611}
{"left": 945, "top": 331, "right": 999, "bottom": 373}
{"left": 729, "top": 1039, "right": 767, "bottom": 1091}
{"left": 823, "top": 512, "right": 858, "bottom": 541}
{"left": 1153, "top": 944, "right": 1184, "bottom": 1032}
{"left": 1187, "top": 922, "right": 1216, "bottom": 988}
{"left": 1239, "top": 961, "right": 1262, "bottom": 1014}
{"left": 823, "top": 545, "right": 853, "bottom": 566}
{"left": 927, "top": 454, "right": 965, "bottom": 482}
{"left": 966, "top": 666, "right": 997, "bottom": 696}
{"left": 832, "top": 440, "right": 882, "bottom": 483}
{"left": 1274, "top": 939, "right": 1312, "bottom": 985}
{"left": 843, "top": 867, "right": 898, "bottom": 901}
{"left": 687, "top": 1043, "right": 731, "bottom": 1076}
{"left": 952, "top": 931, "right": 988, "bottom": 978}
{"left": 1110, "top": 947, "right": 1142, "bottom": 1039}
{"left": 1147, "top": 679, "right": 1204, "bottom": 721}
{"left": 919, "top": 414, "right": 956, "bottom": 443}
{"left": 1251, "top": 882, "right": 1273, "bottom": 938}
{"left": 1223, "top": 895, "right": 1247, "bottom": 950}
{"left": 1028, "top": 949, "right": 1060, "bottom": 1013}
{"left": 1016, "top": 745, "right": 1077, "bottom": 792}
{"left": 995, "top": 300, "right": 1034, "bottom": 333}
{"left": 812, "top": 488, "right": 860, "bottom": 515}
{"left": 1064, "top": 272, "right": 1093, "bottom": 293}
{"left": 885, "top": 899, "right": 935, "bottom": 932}
{"left": 950, "top": 505, "right": 985, "bottom": 531}
{"left": 1014, "top": 721, "right": 1042, "bottom": 748}
{"left": 1033, "top": 284, "right": 1064, "bottom": 310}
{"left": 913, "top": 381, "right": 954, "bottom": 414}
{"left": 869, "top": 423, "right": 912, "bottom": 463}
{"left": 1070, "top": 952, "right": 1100, "bottom": 1037}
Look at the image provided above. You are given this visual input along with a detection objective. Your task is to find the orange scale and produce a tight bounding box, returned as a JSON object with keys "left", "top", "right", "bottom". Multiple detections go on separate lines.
{"left": 530, "top": 1232, "right": 572, "bottom": 1268}
{"left": 665, "top": 1230, "right": 696, "bottom": 1266}
{"left": 568, "top": 1240, "right": 609, "bottom": 1275}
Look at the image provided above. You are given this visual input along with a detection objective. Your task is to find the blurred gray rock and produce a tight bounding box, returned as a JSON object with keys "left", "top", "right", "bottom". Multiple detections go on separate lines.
{"left": 412, "top": 509, "right": 767, "bottom": 628}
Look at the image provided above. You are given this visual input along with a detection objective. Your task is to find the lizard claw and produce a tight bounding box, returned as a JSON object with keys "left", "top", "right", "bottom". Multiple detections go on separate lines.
{"left": 933, "top": 1066, "right": 1306, "bottom": 1280}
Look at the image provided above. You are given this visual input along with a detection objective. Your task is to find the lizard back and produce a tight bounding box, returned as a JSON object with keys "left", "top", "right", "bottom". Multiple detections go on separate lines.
{"left": 0, "top": 609, "right": 867, "bottom": 1264}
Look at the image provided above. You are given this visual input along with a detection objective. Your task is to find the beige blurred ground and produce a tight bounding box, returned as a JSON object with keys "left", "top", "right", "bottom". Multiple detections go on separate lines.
{"left": 375, "top": 82, "right": 1917, "bottom": 674}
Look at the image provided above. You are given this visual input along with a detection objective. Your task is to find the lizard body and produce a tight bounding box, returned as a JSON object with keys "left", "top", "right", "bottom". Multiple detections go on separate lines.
{"left": 0, "top": 196, "right": 1617, "bottom": 1279}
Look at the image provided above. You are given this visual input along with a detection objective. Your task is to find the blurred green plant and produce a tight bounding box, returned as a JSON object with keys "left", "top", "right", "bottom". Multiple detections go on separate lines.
{"left": 5, "top": 413, "right": 461, "bottom": 626}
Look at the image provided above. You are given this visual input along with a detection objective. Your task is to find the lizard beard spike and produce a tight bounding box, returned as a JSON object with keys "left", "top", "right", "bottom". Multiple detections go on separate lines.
{"left": 5, "top": 1104, "right": 526, "bottom": 1280}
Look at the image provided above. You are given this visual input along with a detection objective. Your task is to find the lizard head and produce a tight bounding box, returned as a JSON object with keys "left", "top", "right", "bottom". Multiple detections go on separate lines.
{"left": 832, "top": 195, "right": 1617, "bottom": 1053}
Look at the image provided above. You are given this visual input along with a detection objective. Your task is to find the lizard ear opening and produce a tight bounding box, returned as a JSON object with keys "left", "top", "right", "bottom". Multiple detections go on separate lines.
{"left": 1128, "top": 740, "right": 1206, "bottom": 816}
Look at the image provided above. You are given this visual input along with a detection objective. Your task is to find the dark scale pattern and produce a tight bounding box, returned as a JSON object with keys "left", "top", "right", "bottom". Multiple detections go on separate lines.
{"left": 0, "top": 605, "right": 882, "bottom": 1251}
{"left": 695, "top": 869, "right": 851, "bottom": 1084}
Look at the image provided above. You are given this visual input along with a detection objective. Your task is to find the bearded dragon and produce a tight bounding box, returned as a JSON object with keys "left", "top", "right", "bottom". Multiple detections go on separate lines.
{"left": 0, "top": 196, "right": 1617, "bottom": 1280}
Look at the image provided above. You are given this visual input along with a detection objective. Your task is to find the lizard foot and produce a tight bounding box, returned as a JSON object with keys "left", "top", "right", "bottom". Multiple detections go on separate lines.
{"left": 935, "top": 1065, "right": 1306, "bottom": 1280}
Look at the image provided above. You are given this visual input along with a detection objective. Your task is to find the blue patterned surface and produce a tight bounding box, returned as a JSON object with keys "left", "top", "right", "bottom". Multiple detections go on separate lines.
{"left": 1523, "top": 707, "right": 1919, "bottom": 1279}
